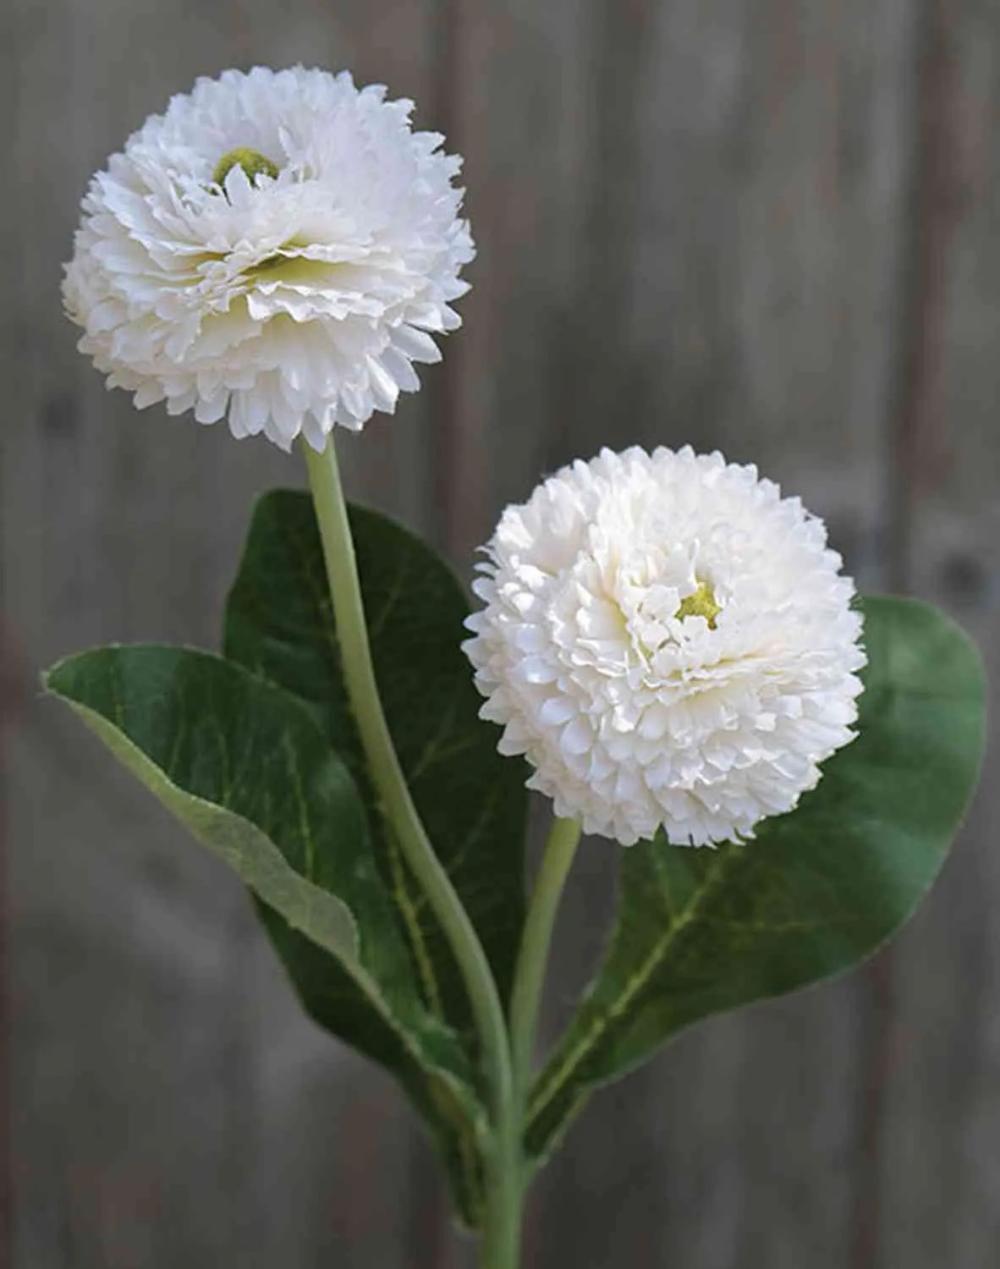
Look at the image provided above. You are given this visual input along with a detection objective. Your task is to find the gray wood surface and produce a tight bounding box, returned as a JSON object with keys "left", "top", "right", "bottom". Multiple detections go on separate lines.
{"left": 3, "top": 2, "right": 997, "bottom": 1267}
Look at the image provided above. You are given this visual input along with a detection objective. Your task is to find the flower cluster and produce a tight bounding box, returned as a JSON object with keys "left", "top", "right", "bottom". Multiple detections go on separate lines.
{"left": 64, "top": 69, "right": 868, "bottom": 850}
{"left": 63, "top": 66, "right": 474, "bottom": 450}
{"left": 463, "top": 446, "right": 866, "bottom": 846}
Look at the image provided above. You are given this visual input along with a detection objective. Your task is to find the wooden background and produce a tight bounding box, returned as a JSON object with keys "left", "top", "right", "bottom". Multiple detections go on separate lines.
{"left": 4, "top": 2, "right": 998, "bottom": 1266}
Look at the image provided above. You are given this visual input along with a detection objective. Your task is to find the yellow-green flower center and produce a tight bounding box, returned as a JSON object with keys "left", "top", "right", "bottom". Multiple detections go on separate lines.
{"left": 212, "top": 147, "right": 280, "bottom": 188}
{"left": 675, "top": 581, "right": 721, "bottom": 628}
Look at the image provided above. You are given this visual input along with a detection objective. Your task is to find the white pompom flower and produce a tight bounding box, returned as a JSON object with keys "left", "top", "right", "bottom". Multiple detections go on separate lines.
{"left": 63, "top": 66, "right": 474, "bottom": 450}
{"left": 463, "top": 446, "right": 866, "bottom": 847}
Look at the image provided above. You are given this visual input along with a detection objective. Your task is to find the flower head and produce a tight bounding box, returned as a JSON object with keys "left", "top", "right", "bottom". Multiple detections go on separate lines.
{"left": 464, "top": 447, "right": 866, "bottom": 846}
{"left": 63, "top": 67, "right": 474, "bottom": 450}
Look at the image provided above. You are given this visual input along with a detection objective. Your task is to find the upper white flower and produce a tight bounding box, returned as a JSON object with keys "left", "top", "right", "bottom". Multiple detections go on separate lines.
{"left": 463, "top": 446, "right": 866, "bottom": 846}
{"left": 63, "top": 66, "right": 474, "bottom": 450}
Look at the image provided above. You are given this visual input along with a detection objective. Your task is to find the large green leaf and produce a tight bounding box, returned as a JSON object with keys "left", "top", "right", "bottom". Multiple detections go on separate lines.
{"left": 224, "top": 492, "right": 529, "bottom": 1039}
{"left": 525, "top": 596, "right": 986, "bottom": 1162}
{"left": 44, "top": 646, "right": 488, "bottom": 1222}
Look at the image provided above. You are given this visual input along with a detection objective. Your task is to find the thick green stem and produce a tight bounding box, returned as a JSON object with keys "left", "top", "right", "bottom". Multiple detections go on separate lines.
{"left": 478, "top": 819, "right": 585, "bottom": 1269}
{"left": 481, "top": 1131, "right": 523, "bottom": 1269}
{"left": 509, "top": 817, "right": 582, "bottom": 1109}
{"left": 302, "top": 437, "right": 521, "bottom": 1266}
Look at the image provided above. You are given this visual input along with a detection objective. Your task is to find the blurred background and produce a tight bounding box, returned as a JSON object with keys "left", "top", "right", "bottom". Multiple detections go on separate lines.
{"left": 3, "top": 2, "right": 998, "bottom": 1266}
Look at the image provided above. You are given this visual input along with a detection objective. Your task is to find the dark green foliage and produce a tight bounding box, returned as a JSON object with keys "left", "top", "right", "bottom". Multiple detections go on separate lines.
{"left": 524, "top": 597, "right": 986, "bottom": 1161}
{"left": 224, "top": 493, "right": 528, "bottom": 1028}
{"left": 45, "top": 510, "right": 984, "bottom": 1229}
{"left": 44, "top": 645, "right": 493, "bottom": 1226}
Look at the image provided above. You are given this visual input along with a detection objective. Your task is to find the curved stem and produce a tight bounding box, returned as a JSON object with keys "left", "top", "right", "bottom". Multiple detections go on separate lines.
{"left": 302, "top": 438, "right": 520, "bottom": 1264}
{"left": 509, "top": 817, "right": 582, "bottom": 1106}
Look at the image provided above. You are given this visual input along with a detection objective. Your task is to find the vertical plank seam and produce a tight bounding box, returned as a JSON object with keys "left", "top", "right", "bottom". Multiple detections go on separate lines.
{"left": 430, "top": 0, "right": 484, "bottom": 563}
{"left": 420, "top": 14, "right": 474, "bottom": 1266}
{"left": 0, "top": 627, "right": 11, "bottom": 1269}
{"left": 886, "top": 0, "right": 961, "bottom": 593}
{"left": 854, "top": 3, "right": 961, "bottom": 1267}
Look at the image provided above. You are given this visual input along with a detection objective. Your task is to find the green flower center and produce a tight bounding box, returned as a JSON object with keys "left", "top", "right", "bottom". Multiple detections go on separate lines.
{"left": 675, "top": 581, "right": 721, "bottom": 629}
{"left": 212, "top": 147, "right": 280, "bottom": 188}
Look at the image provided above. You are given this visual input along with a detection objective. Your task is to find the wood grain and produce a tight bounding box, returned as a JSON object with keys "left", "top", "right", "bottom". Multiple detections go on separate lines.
{"left": 877, "top": 3, "right": 1000, "bottom": 1266}
{"left": 3, "top": 1, "right": 996, "bottom": 1266}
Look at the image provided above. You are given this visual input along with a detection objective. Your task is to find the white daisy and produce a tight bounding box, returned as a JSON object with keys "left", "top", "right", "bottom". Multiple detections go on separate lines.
{"left": 63, "top": 66, "right": 474, "bottom": 450}
{"left": 463, "top": 446, "right": 866, "bottom": 846}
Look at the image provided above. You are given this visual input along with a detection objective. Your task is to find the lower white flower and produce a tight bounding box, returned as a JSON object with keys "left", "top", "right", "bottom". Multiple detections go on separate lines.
{"left": 63, "top": 66, "right": 474, "bottom": 451}
{"left": 463, "top": 446, "right": 866, "bottom": 846}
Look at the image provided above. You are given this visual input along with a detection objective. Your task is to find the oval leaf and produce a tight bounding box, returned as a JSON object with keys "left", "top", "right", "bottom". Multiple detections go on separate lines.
{"left": 525, "top": 596, "right": 986, "bottom": 1162}
{"left": 44, "top": 645, "right": 488, "bottom": 1221}
{"left": 224, "top": 491, "right": 529, "bottom": 1035}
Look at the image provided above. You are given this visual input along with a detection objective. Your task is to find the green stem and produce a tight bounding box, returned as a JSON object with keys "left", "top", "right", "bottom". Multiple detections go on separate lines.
{"left": 302, "top": 437, "right": 521, "bottom": 1268}
{"left": 509, "top": 817, "right": 582, "bottom": 1108}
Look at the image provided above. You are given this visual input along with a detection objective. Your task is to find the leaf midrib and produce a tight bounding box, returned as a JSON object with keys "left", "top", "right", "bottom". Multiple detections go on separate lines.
{"left": 283, "top": 512, "right": 455, "bottom": 1030}
{"left": 526, "top": 846, "right": 736, "bottom": 1135}
{"left": 53, "top": 673, "right": 488, "bottom": 1162}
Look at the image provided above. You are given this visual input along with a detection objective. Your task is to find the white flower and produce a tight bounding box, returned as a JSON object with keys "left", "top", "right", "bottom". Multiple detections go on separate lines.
{"left": 463, "top": 446, "right": 866, "bottom": 846}
{"left": 63, "top": 66, "right": 474, "bottom": 450}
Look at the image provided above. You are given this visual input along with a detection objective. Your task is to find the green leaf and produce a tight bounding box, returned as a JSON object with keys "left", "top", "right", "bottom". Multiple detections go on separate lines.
{"left": 224, "top": 492, "right": 529, "bottom": 1033}
{"left": 525, "top": 596, "right": 986, "bottom": 1162}
{"left": 44, "top": 645, "right": 489, "bottom": 1223}
{"left": 222, "top": 492, "right": 528, "bottom": 1226}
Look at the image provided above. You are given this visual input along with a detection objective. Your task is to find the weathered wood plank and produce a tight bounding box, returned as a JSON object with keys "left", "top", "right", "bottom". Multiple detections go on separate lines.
{"left": 440, "top": 3, "right": 924, "bottom": 1266}
{"left": 5, "top": 0, "right": 997, "bottom": 1266}
{"left": 3, "top": 3, "right": 445, "bottom": 1266}
{"left": 876, "top": 3, "right": 1000, "bottom": 1266}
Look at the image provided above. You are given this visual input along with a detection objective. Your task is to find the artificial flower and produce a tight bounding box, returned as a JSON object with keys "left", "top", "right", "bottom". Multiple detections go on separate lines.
{"left": 63, "top": 66, "right": 474, "bottom": 450}
{"left": 464, "top": 446, "right": 866, "bottom": 846}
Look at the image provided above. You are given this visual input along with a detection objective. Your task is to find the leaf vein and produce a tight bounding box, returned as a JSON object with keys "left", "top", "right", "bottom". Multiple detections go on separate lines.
{"left": 527, "top": 849, "right": 736, "bottom": 1130}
